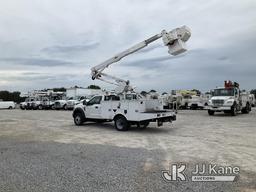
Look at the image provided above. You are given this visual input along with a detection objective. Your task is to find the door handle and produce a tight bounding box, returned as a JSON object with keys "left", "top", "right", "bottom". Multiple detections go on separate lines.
{"left": 95, "top": 106, "right": 98, "bottom": 109}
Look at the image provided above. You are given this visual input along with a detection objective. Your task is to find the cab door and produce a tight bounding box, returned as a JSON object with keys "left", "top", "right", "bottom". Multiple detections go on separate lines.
{"left": 85, "top": 96, "right": 102, "bottom": 119}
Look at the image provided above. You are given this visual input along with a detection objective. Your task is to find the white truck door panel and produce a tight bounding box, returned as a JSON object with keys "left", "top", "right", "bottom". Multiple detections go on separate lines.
{"left": 85, "top": 96, "right": 103, "bottom": 119}
{"left": 86, "top": 104, "right": 101, "bottom": 119}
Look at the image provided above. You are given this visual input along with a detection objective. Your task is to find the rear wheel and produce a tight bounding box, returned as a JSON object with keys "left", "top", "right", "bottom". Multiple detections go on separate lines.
{"left": 8, "top": 106, "right": 13, "bottom": 109}
{"left": 114, "top": 116, "right": 130, "bottom": 131}
{"left": 74, "top": 113, "right": 85, "bottom": 126}
{"left": 242, "top": 103, "right": 250, "bottom": 114}
{"left": 208, "top": 110, "right": 214, "bottom": 116}
{"left": 38, "top": 105, "right": 43, "bottom": 110}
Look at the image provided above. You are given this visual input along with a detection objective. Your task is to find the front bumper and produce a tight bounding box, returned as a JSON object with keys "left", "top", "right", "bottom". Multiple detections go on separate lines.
{"left": 209, "top": 105, "right": 232, "bottom": 111}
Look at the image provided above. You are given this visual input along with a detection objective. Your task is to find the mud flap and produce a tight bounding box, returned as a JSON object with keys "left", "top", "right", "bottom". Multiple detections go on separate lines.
{"left": 157, "top": 120, "right": 163, "bottom": 127}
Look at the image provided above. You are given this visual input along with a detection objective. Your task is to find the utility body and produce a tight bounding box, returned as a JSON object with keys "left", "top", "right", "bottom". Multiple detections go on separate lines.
{"left": 73, "top": 94, "right": 176, "bottom": 131}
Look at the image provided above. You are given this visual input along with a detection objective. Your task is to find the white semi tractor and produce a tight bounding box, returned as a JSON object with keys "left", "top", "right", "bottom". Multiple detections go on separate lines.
{"left": 208, "top": 81, "right": 251, "bottom": 116}
{"left": 73, "top": 26, "right": 191, "bottom": 131}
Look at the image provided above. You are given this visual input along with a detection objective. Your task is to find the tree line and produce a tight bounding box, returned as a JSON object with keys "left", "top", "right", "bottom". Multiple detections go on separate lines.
{"left": 0, "top": 85, "right": 101, "bottom": 103}
{"left": 0, "top": 91, "right": 26, "bottom": 103}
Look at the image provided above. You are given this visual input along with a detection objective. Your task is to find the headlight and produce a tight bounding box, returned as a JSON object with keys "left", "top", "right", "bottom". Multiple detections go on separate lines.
{"left": 226, "top": 100, "right": 234, "bottom": 104}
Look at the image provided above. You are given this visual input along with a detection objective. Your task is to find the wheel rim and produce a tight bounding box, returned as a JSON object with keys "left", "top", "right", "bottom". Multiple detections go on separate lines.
{"left": 116, "top": 119, "right": 124, "bottom": 129}
{"left": 75, "top": 116, "right": 81, "bottom": 124}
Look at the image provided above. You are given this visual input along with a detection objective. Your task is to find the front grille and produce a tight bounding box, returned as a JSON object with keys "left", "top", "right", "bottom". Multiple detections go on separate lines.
{"left": 212, "top": 99, "right": 224, "bottom": 106}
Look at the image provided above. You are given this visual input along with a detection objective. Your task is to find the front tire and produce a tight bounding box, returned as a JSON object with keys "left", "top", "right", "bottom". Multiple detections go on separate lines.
{"left": 74, "top": 113, "right": 84, "bottom": 126}
{"left": 208, "top": 110, "right": 214, "bottom": 116}
{"left": 231, "top": 105, "right": 237, "bottom": 116}
{"left": 114, "top": 116, "right": 130, "bottom": 131}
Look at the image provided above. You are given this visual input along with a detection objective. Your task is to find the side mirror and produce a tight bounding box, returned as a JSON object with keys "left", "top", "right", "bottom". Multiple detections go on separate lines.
{"left": 83, "top": 100, "right": 87, "bottom": 105}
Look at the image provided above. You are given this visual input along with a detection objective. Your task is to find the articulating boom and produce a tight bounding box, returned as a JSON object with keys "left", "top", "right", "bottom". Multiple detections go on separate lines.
{"left": 91, "top": 26, "right": 191, "bottom": 94}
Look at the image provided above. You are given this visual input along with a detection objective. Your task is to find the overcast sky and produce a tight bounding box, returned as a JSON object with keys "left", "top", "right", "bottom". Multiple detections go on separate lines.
{"left": 0, "top": 0, "right": 255, "bottom": 93}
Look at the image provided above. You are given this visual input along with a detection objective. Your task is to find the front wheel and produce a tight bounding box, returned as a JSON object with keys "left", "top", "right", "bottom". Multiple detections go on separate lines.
{"left": 74, "top": 113, "right": 85, "bottom": 126}
{"left": 231, "top": 105, "right": 237, "bottom": 116}
{"left": 114, "top": 116, "right": 130, "bottom": 131}
{"left": 208, "top": 110, "right": 214, "bottom": 116}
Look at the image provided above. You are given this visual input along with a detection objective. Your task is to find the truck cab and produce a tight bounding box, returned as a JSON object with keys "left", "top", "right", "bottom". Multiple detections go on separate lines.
{"left": 73, "top": 94, "right": 176, "bottom": 131}
{"left": 208, "top": 81, "right": 251, "bottom": 116}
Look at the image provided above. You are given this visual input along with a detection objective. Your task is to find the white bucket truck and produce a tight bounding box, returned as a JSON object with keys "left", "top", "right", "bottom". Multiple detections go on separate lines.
{"left": 73, "top": 26, "right": 191, "bottom": 131}
{"left": 208, "top": 81, "right": 251, "bottom": 116}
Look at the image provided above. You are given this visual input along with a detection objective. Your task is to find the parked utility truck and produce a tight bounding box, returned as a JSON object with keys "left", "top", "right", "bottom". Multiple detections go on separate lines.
{"left": 208, "top": 81, "right": 251, "bottom": 116}
{"left": 73, "top": 26, "right": 191, "bottom": 131}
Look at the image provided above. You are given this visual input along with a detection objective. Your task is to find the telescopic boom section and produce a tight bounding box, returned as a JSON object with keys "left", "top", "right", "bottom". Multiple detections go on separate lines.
{"left": 91, "top": 26, "right": 191, "bottom": 94}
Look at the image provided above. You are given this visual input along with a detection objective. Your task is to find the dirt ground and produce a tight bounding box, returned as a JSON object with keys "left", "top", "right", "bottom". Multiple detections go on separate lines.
{"left": 0, "top": 108, "right": 255, "bottom": 192}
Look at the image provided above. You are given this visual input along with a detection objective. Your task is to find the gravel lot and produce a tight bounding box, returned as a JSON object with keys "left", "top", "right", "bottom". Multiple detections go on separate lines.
{"left": 0, "top": 108, "right": 255, "bottom": 192}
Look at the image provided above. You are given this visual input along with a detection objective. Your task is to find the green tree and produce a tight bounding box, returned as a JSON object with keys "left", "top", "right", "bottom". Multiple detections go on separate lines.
{"left": 250, "top": 89, "right": 256, "bottom": 97}
{"left": 87, "top": 85, "right": 101, "bottom": 89}
{"left": 191, "top": 89, "right": 201, "bottom": 95}
{"left": 140, "top": 91, "right": 148, "bottom": 96}
{"left": 0, "top": 91, "right": 25, "bottom": 103}
{"left": 53, "top": 87, "right": 66, "bottom": 92}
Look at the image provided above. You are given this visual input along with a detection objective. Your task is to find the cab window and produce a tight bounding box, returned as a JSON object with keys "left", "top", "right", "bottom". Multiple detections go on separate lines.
{"left": 87, "top": 96, "right": 102, "bottom": 105}
{"left": 125, "top": 94, "right": 137, "bottom": 100}
{"left": 104, "top": 95, "right": 120, "bottom": 101}
{"left": 234, "top": 88, "right": 238, "bottom": 95}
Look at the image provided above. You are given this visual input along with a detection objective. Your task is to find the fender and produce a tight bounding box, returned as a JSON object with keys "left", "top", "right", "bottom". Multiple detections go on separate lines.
{"left": 72, "top": 107, "right": 86, "bottom": 119}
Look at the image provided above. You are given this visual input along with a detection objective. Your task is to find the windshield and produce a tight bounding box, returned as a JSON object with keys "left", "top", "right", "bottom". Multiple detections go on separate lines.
{"left": 213, "top": 88, "right": 234, "bottom": 96}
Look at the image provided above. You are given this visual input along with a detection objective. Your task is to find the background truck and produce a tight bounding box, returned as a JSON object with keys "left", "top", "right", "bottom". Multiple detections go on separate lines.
{"left": 73, "top": 26, "right": 191, "bottom": 130}
{"left": 0, "top": 101, "right": 15, "bottom": 109}
{"left": 208, "top": 81, "right": 251, "bottom": 116}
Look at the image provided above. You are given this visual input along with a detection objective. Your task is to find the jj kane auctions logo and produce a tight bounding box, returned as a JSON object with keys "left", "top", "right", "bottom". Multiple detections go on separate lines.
{"left": 162, "top": 163, "right": 240, "bottom": 182}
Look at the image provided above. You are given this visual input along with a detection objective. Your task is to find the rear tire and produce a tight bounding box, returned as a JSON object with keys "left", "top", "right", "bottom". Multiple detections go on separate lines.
{"left": 242, "top": 103, "right": 250, "bottom": 114}
{"left": 8, "top": 106, "right": 13, "bottom": 109}
{"left": 114, "top": 116, "right": 130, "bottom": 131}
{"left": 74, "top": 113, "right": 84, "bottom": 126}
{"left": 208, "top": 110, "right": 214, "bottom": 116}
